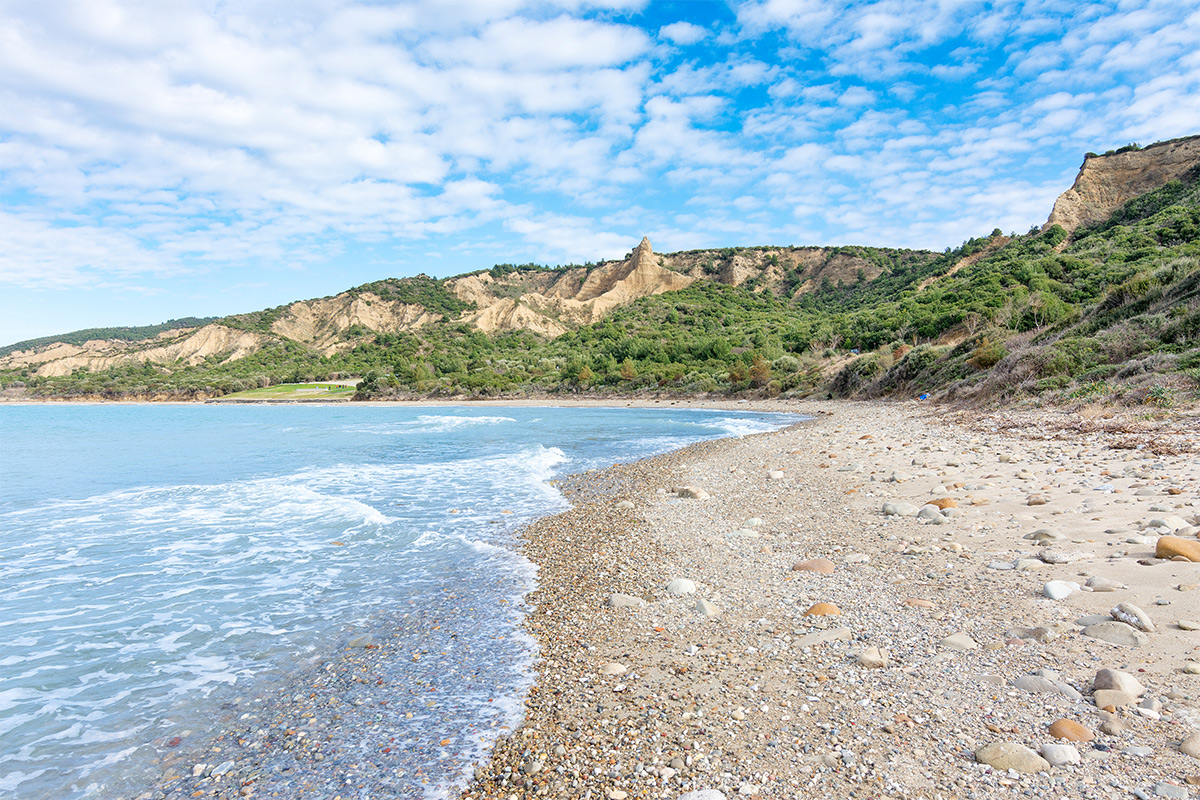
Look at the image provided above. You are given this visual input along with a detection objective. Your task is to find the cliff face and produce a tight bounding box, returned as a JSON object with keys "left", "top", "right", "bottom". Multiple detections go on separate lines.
{"left": 1046, "top": 136, "right": 1200, "bottom": 232}
{"left": 448, "top": 237, "right": 694, "bottom": 335}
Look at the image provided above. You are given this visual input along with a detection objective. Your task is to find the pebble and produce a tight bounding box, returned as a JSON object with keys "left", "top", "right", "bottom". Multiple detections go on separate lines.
{"left": 676, "top": 486, "right": 710, "bottom": 500}
{"left": 882, "top": 501, "right": 919, "bottom": 517}
{"left": 792, "top": 558, "right": 836, "bottom": 574}
{"left": 679, "top": 792, "right": 728, "bottom": 800}
{"left": 1185, "top": 662, "right": 1200, "bottom": 674}
{"left": 1180, "top": 620, "right": 1200, "bottom": 631}
{"left": 695, "top": 598, "right": 719, "bottom": 617}
{"left": 600, "top": 663, "right": 627, "bottom": 675}
{"left": 1155, "top": 782, "right": 1188, "bottom": 799}
{"left": 1086, "top": 576, "right": 1127, "bottom": 592}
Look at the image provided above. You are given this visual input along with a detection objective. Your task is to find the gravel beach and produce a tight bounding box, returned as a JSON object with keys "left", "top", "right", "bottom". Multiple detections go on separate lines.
{"left": 460, "top": 399, "right": 1200, "bottom": 800}
{"left": 128, "top": 398, "right": 1200, "bottom": 800}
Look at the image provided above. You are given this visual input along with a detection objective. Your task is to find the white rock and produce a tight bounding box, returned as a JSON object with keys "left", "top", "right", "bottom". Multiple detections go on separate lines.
{"left": 1094, "top": 668, "right": 1147, "bottom": 697}
{"left": 1040, "top": 743, "right": 1081, "bottom": 767}
{"left": 857, "top": 646, "right": 889, "bottom": 668}
{"left": 1111, "top": 602, "right": 1155, "bottom": 632}
{"left": 695, "top": 599, "right": 719, "bottom": 617}
{"left": 882, "top": 502, "right": 920, "bottom": 517}
{"left": 600, "top": 663, "right": 626, "bottom": 675}
{"left": 666, "top": 578, "right": 697, "bottom": 596}
{"left": 608, "top": 593, "right": 645, "bottom": 609}
{"left": 1044, "top": 580, "right": 1080, "bottom": 600}
{"left": 679, "top": 791, "right": 729, "bottom": 800}
{"left": 616, "top": 500, "right": 635, "bottom": 510}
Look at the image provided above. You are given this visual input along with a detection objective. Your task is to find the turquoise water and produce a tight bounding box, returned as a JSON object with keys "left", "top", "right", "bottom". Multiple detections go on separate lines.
{"left": 0, "top": 404, "right": 801, "bottom": 799}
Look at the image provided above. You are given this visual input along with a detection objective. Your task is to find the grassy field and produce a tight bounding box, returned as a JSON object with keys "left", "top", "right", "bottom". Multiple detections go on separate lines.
{"left": 218, "top": 382, "right": 357, "bottom": 401}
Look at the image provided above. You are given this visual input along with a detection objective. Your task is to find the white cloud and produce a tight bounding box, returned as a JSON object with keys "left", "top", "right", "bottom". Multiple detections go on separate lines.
{"left": 660, "top": 21, "right": 708, "bottom": 45}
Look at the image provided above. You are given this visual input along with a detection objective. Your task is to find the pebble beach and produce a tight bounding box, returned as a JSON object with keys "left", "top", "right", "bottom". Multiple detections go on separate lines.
{"left": 462, "top": 399, "right": 1200, "bottom": 800}
{"left": 130, "top": 398, "right": 1200, "bottom": 800}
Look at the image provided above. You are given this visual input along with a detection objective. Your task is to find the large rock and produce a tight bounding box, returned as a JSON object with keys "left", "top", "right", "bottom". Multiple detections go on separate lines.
{"left": 1157, "top": 536, "right": 1200, "bottom": 561}
{"left": 1048, "top": 718, "right": 1094, "bottom": 742}
{"left": 1084, "top": 621, "right": 1148, "bottom": 648}
{"left": 792, "top": 558, "right": 836, "bottom": 574}
{"left": 1040, "top": 743, "right": 1081, "bottom": 767}
{"left": 1094, "top": 668, "right": 1147, "bottom": 697}
{"left": 1094, "top": 689, "right": 1137, "bottom": 710}
{"left": 975, "top": 742, "right": 1050, "bottom": 773}
{"left": 794, "top": 627, "right": 852, "bottom": 647}
{"left": 666, "top": 578, "right": 697, "bottom": 596}
{"left": 1013, "top": 675, "right": 1081, "bottom": 701}
{"left": 608, "top": 593, "right": 645, "bottom": 609}
{"left": 882, "top": 502, "right": 920, "bottom": 517}
{"left": 1111, "top": 602, "right": 1155, "bottom": 632}
{"left": 939, "top": 632, "right": 979, "bottom": 650}
{"left": 804, "top": 602, "right": 841, "bottom": 616}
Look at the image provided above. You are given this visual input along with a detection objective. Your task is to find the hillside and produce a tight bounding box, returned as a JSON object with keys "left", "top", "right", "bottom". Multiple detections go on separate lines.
{"left": 3, "top": 135, "right": 1199, "bottom": 407}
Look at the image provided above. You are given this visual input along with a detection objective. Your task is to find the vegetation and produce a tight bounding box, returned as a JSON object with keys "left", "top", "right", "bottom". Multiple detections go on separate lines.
{"left": 4, "top": 161, "right": 1200, "bottom": 407}
{"left": 0, "top": 317, "right": 217, "bottom": 358}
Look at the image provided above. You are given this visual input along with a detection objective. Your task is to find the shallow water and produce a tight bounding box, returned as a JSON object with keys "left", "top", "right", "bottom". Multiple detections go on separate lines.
{"left": 0, "top": 404, "right": 801, "bottom": 799}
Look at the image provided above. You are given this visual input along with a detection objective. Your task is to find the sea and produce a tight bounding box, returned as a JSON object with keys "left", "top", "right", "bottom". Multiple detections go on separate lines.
{"left": 0, "top": 404, "right": 804, "bottom": 799}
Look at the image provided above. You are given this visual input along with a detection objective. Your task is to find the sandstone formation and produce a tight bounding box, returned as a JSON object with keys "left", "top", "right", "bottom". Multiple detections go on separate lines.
{"left": 1045, "top": 135, "right": 1200, "bottom": 232}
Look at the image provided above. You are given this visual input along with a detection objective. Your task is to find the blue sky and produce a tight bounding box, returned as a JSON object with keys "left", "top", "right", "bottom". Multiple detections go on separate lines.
{"left": 2, "top": 0, "right": 1199, "bottom": 345}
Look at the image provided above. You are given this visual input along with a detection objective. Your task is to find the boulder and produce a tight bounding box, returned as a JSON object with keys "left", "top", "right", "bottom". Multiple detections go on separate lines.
{"left": 1157, "top": 536, "right": 1200, "bottom": 561}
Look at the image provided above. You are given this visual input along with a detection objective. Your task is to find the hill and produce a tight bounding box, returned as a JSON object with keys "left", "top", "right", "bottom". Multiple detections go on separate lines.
{"left": 2, "top": 135, "right": 1199, "bottom": 407}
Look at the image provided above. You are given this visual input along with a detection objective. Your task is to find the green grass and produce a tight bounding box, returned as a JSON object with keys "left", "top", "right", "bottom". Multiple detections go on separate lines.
{"left": 219, "top": 382, "right": 357, "bottom": 400}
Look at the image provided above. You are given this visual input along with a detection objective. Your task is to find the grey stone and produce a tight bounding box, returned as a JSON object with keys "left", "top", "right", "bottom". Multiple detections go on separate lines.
{"left": 1012, "top": 674, "right": 1081, "bottom": 701}
{"left": 1094, "top": 668, "right": 1147, "bottom": 697}
{"left": 679, "top": 792, "right": 729, "bottom": 800}
{"left": 695, "top": 598, "right": 719, "bottom": 617}
{"left": 1084, "top": 621, "right": 1149, "bottom": 647}
{"left": 1180, "top": 730, "right": 1200, "bottom": 759}
{"left": 1085, "top": 576, "right": 1126, "bottom": 592}
{"left": 608, "top": 593, "right": 645, "bottom": 609}
{"left": 1155, "top": 783, "right": 1188, "bottom": 799}
{"left": 882, "top": 502, "right": 920, "bottom": 517}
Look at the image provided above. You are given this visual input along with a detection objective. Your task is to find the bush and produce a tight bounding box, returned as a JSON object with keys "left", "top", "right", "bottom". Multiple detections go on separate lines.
{"left": 966, "top": 338, "right": 1007, "bottom": 369}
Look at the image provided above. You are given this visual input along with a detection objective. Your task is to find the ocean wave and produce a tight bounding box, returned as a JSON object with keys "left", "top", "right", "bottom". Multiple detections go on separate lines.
{"left": 339, "top": 414, "right": 518, "bottom": 435}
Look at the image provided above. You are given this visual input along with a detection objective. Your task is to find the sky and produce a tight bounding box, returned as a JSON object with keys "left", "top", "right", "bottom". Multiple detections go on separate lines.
{"left": 1, "top": 0, "right": 1199, "bottom": 345}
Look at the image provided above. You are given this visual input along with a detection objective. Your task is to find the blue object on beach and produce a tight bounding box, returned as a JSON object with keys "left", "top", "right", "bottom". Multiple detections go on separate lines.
{"left": 918, "top": 393, "right": 929, "bottom": 400}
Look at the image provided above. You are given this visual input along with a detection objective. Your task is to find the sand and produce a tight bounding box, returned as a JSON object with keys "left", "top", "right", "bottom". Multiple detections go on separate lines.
{"left": 459, "top": 399, "right": 1200, "bottom": 800}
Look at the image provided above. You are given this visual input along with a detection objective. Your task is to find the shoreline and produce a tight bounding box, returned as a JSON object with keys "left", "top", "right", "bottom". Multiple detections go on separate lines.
{"left": 100, "top": 405, "right": 803, "bottom": 800}
{"left": 460, "top": 400, "right": 1200, "bottom": 799}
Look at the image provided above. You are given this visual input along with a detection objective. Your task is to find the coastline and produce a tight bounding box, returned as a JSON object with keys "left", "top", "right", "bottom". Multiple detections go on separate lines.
{"left": 459, "top": 400, "right": 1200, "bottom": 799}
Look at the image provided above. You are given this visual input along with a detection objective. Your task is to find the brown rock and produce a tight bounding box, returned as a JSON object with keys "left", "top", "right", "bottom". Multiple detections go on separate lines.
{"left": 1048, "top": 719, "right": 1094, "bottom": 742}
{"left": 928, "top": 497, "right": 958, "bottom": 509}
{"left": 804, "top": 602, "right": 842, "bottom": 616}
{"left": 792, "top": 558, "right": 836, "bottom": 574}
{"left": 1027, "top": 494, "right": 1049, "bottom": 506}
{"left": 1158, "top": 536, "right": 1200, "bottom": 562}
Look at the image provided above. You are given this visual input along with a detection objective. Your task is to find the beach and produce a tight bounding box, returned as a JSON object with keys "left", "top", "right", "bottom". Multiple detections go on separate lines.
{"left": 460, "top": 399, "right": 1200, "bottom": 800}
{"left": 118, "top": 397, "right": 1200, "bottom": 799}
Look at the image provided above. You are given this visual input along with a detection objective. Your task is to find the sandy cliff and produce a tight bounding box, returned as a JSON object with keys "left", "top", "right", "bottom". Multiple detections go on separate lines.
{"left": 451, "top": 237, "right": 694, "bottom": 334}
{"left": 1046, "top": 136, "right": 1200, "bottom": 231}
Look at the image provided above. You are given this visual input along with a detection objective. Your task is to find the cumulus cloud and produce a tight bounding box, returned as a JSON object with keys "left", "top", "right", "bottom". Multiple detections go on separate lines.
{"left": 0, "top": 0, "right": 1198, "bottom": 343}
